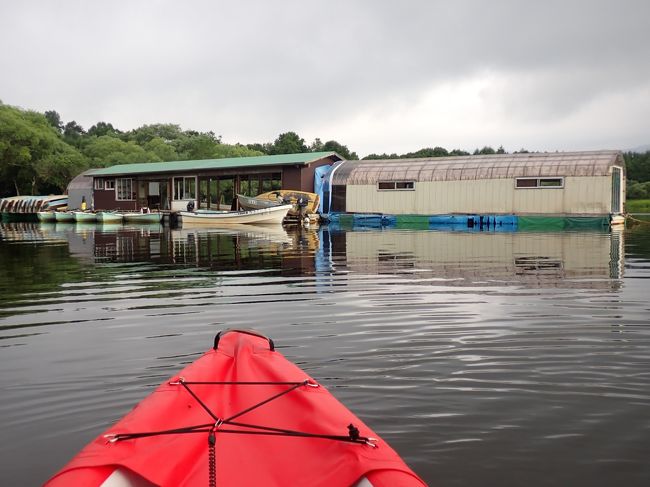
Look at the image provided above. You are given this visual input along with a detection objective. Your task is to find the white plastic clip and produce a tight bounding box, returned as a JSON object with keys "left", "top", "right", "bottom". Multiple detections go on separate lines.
{"left": 365, "top": 438, "right": 378, "bottom": 448}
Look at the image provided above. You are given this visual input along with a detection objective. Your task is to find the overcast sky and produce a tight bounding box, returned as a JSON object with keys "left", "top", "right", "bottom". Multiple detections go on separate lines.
{"left": 1, "top": 0, "right": 649, "bottom": 156}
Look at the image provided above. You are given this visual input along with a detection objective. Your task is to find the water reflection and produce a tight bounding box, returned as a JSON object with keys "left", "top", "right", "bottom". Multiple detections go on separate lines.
{"left": 1, "top": 221, "right": 649, "bottom": 487}
{"left": 333, "top": 228, "right": 624, "bottom": 289}
{"left": 0, "top": 222, "right": 625, "bottom": 288}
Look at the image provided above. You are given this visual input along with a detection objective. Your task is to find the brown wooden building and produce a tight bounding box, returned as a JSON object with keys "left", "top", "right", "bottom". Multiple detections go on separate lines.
{"left": 88, "top": 152, "right": 341, "bottom": 211}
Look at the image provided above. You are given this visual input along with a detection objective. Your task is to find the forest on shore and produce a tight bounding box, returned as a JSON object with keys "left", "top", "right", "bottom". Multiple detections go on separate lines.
{"left": 1, "top": 101, "right": 649, "bottom": 199}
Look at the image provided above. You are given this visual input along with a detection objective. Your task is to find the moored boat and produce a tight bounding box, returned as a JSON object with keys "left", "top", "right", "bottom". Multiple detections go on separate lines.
{"left": 72, "top": 211, "right": 97, "bottom": 223}
{"left": 122, "top": 212, "right": 163, "bottom": 224}
{"left": 45, "top": 330, "right": 426, "bottom": 487}
{"left": 179, "top": 204, "right": 292, "bottom": 226}
{"left": 37, "top": 211, "right": 56, "bottom": 222}
{"left": 96, "top": 211, "right": 124, "bottom": 224}
{"left": 54, "top": 211, "right": 75, "bottom": 223}
{"left": 237, "top": 190, "right": 320, "bottom": 217}
{"left": 236, "top": 193, "right": 280, "bottom": 210}
{"left": 0, "top": 195, "right": 68, "bottom": 222}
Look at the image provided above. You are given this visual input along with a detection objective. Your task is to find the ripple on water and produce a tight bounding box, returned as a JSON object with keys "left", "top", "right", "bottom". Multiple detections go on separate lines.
{"left": 1, "top": 225, "right": 649, "bottom": 486}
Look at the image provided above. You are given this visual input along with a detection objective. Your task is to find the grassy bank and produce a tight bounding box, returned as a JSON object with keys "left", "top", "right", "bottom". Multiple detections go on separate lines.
{"left": 627, "top": 199, "right": 650, "bottom": 213}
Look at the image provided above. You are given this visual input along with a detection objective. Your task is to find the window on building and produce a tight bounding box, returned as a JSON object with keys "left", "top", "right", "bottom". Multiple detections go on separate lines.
{"left": 94, "top": 178, "right": 104, "bottom": 190}
{"left": 105, "top": 179, "right": 115, "bottom": 190}
{"left": 377, "top": 181, "right": 415, "bottom": 190}
{"left": 185, "top": 177, "right": 196, "bottom": 199}
{"left": 396, "top": 181, "right": 414, "bottom": 189}
{"left": 116, "top": 178, "right": 135, "bottom": 200}
{"left": 271, "top": 173, "right": 282, "bottom": 191}
{"left": 539, "top": 178, "right": 563, "bottom": 187}
{"left": 516, "top": 177, "right": 564, "bottom": 189}
{"left": 515, "top": 178, "right": 537, "bottom": 188}
{"left": 174, "top": 177, "right": 197, "bottom": 200}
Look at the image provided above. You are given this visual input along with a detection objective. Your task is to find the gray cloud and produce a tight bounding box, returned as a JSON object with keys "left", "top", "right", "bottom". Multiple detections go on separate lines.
{"left": 1, "top": 0, "right": 649, "bottom": 156}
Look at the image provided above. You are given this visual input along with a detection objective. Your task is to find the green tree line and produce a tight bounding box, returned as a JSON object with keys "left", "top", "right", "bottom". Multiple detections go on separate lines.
{"left": 1, "top": 101, "right": 649, "bottom": 198}
{"left": 624, "top": 152, "right": 650, "bottom": 199}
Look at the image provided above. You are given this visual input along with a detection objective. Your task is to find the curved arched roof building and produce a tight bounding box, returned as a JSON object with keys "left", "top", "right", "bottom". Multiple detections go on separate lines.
{"left": 328, "top": 151, "right": 625, "bottom": 225}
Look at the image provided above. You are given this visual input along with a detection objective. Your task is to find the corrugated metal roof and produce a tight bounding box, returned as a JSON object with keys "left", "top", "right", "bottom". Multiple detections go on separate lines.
{"left": 90, "top": 152, "right": 341, "bottom": 177}
{"left": 67, "top": 169, "right": 96, "bottom": 190}
{"left": 332, "top": 151, "right": 624, "bottom": 184}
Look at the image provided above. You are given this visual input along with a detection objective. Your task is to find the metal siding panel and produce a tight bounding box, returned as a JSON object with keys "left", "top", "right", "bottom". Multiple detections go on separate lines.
{"left": 345, "top": 177, "right": 611, "bottom": 215}
{"left": 563, "top": 177, "right": 609, "bottom": 214}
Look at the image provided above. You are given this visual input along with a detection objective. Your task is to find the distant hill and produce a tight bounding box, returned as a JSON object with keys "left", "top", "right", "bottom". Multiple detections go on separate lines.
{"left": 628, "top": 144, "right": 650, "bottom": 153}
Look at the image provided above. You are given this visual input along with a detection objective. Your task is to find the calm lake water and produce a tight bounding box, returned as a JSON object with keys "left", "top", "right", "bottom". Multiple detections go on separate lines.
{"left": 1, "top": 221, "right": 649, "bottom": 486}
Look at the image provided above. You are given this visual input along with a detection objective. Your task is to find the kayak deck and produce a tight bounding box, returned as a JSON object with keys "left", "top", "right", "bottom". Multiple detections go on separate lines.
{"left": 46, "top": 330, "right": 426, "bottom": 487}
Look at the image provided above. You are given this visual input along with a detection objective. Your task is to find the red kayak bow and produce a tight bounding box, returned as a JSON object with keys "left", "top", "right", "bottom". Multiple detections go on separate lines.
{"left": 46, "top": 329, "right": 426, "bottom": 487}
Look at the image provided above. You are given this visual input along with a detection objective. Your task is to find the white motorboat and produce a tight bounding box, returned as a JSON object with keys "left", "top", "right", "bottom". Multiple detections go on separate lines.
{"left": 178, "top": 204, "right": 292, "bottom": 226}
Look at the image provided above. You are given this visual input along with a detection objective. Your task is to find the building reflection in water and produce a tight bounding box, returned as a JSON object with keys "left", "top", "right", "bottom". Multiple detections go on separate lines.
{"left": 0, "top": 223, "right": 625, "bottom": 289}
{"left": 330, "top": 227, "right": 624, "bottom": 289}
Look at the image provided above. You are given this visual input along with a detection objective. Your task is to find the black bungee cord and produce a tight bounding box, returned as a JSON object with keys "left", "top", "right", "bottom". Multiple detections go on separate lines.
{"left": 103, "top": 378, "right": 377, "bottom": 487}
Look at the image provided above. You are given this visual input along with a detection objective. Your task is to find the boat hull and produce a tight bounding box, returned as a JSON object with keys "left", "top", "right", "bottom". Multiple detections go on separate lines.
{"left": 96, "top": 212, "right": 124, "bottom": 224}
{"left": 236, "top": 194, "right": 280, "bottom": 210}
{"left": 0, "top": 195, "right": 68, "bottom": 222}
{"left": 45, "top": 330, "right": 425, "bottom": 487}
{"left": 238, "top": 191, "right": 320, "bottom": 216}
{"left": 37, "top": 212, "right": 56, "bottom": 222}
{"left": 179, "top": 204, "right": 292, "bottom": 226}
{"left": 73, "top": 211, "right": 97, "bottom": 223}
{"left": 122, "top": 213, "right": 163, "bottom": 224}
{"left": 54, "top": 212, "right": 75, "bottom": 223}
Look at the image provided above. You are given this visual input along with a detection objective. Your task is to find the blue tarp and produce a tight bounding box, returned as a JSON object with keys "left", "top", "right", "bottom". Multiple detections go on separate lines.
{"left": 325, "top": 212, "right": 518, "bottom": 231}
{"left": 314, "top": 165, "right": 334, "bottom": 214}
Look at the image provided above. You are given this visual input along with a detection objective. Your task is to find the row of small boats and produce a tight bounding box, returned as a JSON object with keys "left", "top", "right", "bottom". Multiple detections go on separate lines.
{"left": 0, "top": 195, "right": 68, "bottom": 222}
{"left": 4, "top": 190, "right": 320, "bottom": 227}
{"left": 37, "top": 211, "right": 163, "bottom": 224}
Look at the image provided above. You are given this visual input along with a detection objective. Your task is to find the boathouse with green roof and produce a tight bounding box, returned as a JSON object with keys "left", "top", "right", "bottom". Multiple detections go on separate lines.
{"left": 89, "top": 152, "right": 342, "bottom": 212}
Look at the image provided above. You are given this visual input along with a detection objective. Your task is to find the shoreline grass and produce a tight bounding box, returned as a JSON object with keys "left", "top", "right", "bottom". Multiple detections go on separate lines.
{"left": 626, "top": 199, "right": 650, "bottom": 213}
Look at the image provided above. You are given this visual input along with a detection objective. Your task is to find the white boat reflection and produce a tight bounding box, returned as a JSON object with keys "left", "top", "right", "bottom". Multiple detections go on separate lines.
{"left": 171, "top": 223, "right": 292, "bottom": 245}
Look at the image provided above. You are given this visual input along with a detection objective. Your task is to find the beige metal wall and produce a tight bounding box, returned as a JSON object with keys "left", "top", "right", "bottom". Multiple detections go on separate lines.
{"left": 345, "top": 175, "right": 613, "bottom": 215}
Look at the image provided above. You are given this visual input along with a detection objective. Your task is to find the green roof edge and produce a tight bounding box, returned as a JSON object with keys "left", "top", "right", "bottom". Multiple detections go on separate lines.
{"left": 90, "top": 151, "right": 341, "bottom": 176}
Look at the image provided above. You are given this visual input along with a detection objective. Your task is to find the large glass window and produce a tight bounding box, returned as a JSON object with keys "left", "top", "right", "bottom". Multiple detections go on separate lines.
{"left": 116, "top": 178, "right": 135, "bottom": 200}
{"left": 173, "top": 177, "right": 197, "bottom": 200}
{"left": 185, "top": 178, "right": 196, "bottom": 199}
